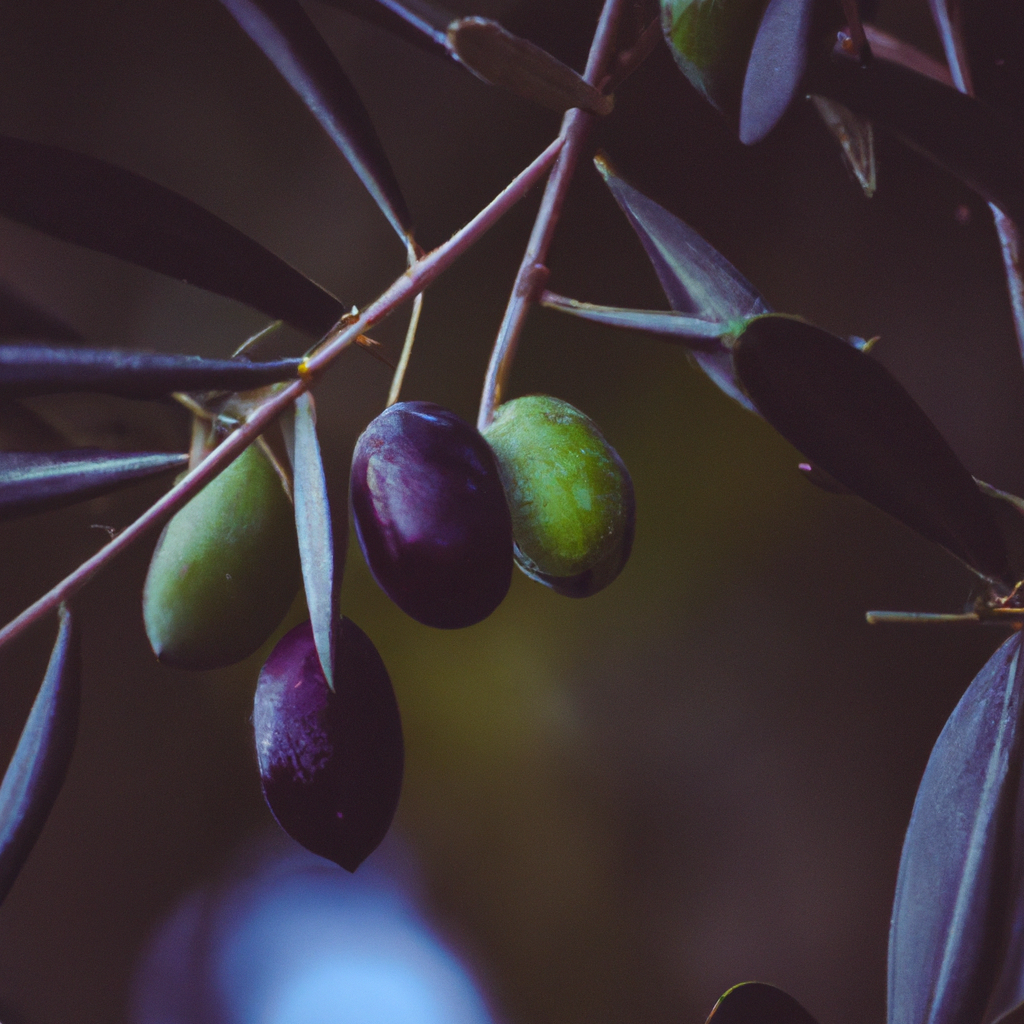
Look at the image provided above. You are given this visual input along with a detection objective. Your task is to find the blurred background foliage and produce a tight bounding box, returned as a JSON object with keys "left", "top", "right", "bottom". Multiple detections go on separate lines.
{"left": 0, "top": 0, "right": 1022, "bottom": 1022}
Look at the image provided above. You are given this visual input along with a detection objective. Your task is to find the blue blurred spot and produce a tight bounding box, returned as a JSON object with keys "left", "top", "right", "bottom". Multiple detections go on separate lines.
{"left": 132, "top": 836, "right": 497, "bottom": 1024}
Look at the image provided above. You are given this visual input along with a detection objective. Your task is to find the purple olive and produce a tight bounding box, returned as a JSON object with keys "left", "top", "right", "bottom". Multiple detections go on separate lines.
{"left": 253, "top": 617, "right": 403, "bottom": 872}
{"left": 350, "top": 401, "right": 513, "bottom": 628}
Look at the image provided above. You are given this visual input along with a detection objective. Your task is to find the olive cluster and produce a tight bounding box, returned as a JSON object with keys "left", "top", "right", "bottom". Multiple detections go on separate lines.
{"left": 137, "top": 392, "right": 633, "bottom": 871}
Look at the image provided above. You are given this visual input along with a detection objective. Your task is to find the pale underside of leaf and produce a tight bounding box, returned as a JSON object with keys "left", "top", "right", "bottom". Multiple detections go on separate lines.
{"left": 0, "top": 344, "right": 301, "bottom": 399}
{"left": 284, "top": 392, "right": 337, "bottom": 691}
{"left": 0, "top": 606, "right": 80, "bottom": 905}
{"left": 595, "top": 153, "right": 769, "bottom": 411}
{"left": 738, "top": 0, "right": 815, "bottom": 144}
{"left": 0, "top": 450, "right": 188, "bottom": 520}
{"left": 889, "top": 631, "right": 1024, "bottom": 1024}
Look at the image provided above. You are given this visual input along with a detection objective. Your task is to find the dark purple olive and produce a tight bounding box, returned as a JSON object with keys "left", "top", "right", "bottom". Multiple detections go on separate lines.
{"left": 253, "top": 617, "right": 403, "bottom": 872}
{"left": 350, "top": 401, "right": 513, "bottom": 628}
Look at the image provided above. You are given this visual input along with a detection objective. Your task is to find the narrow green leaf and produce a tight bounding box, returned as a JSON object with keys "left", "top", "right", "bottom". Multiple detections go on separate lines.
{"left": 0, "top": 344, "right": 301, "bottom": 399}
{"left": 806, "top": 51, "right": 1024, "bottom": 225}
{"left": 660, "top": 0, "right": 769, "bottom": 122}
{"left": 738, "top": 0, "right": 815, "bottom": 144}
{"left": 0, "top": 606, "right": 80, "bottom": 905}
{"left": 0, "top": 449, "right": 187, "bottom": 520}
{"left": 283, "top": 393, "right": 338, "bottom": 690}
{"left": 0, "top": 135, "right": 344, "bottom": 336}
{"left": 706, "top": 982, "right": 820, "bottom": 1024}
{"left": 220, "top": 0, "right": 413, "bottom": 241}
{"left": 447, "top": 18, "right": 613, "bottom": 116}
{"left": 0, "top": 280, "right": 81, "bottom": 342}
{"left": 732, "top": 314, "right": 1010, "bottom": 582}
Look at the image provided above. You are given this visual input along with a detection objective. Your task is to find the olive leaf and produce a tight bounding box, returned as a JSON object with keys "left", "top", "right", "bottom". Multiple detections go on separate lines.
{"left": 809, "top": 96, "right": 877, "bottom": 198}
{"left": 282, "top": 392, "right": 338, "bottom": 691}
{"left": 315, "top": 0, "right": 452, "bottom": 60}
{"left": 805, "top": 51, "right": 1024, "bottom": 225}
{"left": 0, "top": 606, "right": 80, "bottom": 906}
{"left": 0, "top": 280, "right": 81, "bottom": 342}
{"left": 731, "top": 314, "right": 1010, "bottom": 583}
{"left": 737, "top": 0, "right": 815, "bottom": 144}
{"left": 596, "top": 153, "right": 768, "bottom": 411}
{"left": 219, "top": 0, "right": 413, "bottom": 242}
{"left": 660, "top": 0, "right": 769, "bottom": 123}
{"left": 0, "top": 135, "right": 344, "bottom": 337}
{"left": 446, "top": 19, "right": 612, "bottom": 116}
{"left": 0, "top": 450, "right": 188, "bottom": 521}
{"left": 318, "top": 0, "right": 610, "bottom": 115}
{"left": 540, "top": 292, "right": 728, "bottom": 344}
{"left": 706, "top": 982, "right": 820, "bottom": 1024}
{"left": 0, "top": 344, "right": 301, "bottom": 399}
{"left": 888, "top": 630, "right": 1024, "bottom": 1024}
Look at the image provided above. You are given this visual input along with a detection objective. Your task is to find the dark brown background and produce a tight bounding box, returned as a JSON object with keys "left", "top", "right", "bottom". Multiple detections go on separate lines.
{"left": 0, "top": 1, "right": 1021, "bottom": 1022}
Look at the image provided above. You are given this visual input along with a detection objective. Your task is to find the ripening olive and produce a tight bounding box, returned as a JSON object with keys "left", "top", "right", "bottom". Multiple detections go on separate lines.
{"left": 142, "top": 441, "right": 301, "bottom": 669}
{"left": 350, "top": 401, "right": 513, "bottom": 629}
{"left": 483, "top": 395, "right": 634, "bottom": 596}
{"left": 253, "top": 617, "right": 403, "bottom": 872}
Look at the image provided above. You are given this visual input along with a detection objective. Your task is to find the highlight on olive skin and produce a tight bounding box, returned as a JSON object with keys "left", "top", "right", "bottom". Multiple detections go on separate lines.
{"left": 253, "top": 616, "right": 403, "bottom": 873}
{"left": 350, "top": 401, "right": 513, "bottom": 629}
{"left": 483, "top": 395, "right": 635, "bottom": 597}
{"left": 142, "top": 440, "right": 302, "bottom": 670}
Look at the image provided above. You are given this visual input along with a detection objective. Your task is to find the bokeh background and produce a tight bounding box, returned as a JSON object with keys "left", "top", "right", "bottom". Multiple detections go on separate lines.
{"left": 0, "top": 1, "right": 1022, "bottom": 1021}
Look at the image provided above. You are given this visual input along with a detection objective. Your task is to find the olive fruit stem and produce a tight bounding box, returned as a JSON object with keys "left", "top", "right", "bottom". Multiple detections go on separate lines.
{"left": 477, "top": 0, "right": 629, "bottom": 432}
{"left": 0, "top": 135, "right": 564, "bottom": 655}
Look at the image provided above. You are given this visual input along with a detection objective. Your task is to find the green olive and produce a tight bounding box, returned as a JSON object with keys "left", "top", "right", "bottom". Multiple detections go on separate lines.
{"left": 143, "top": 441, "right": 301, "bottom": 669}
{"left": 484, "top": 395, "right": 634, "bottom": 593}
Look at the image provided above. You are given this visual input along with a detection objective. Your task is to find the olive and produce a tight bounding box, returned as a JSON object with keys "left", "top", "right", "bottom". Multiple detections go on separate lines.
{"left": 483, "top": 395, "right": 634, "bottom": 596}
{"left": 253, "top": 617, "right": 403, "bottom": 872}
{"left": 350, "top": 401, "right": 513, "bottom": 628}
{"left": 142, "top": 441, "right": 301, "bottom": 669}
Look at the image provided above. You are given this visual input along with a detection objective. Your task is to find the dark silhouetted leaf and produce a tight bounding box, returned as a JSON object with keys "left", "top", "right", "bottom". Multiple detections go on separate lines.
{"left": 0, "top": 135, "right": 344, "bottom": 337}
{"left": 0, "top": 344, "right": 301, "bottom": 399}
{"left": 219, "top": 0, "right": 413, "bottom": 241}
{"left": 660, "top": 0, "right": 769, "bottom": 123}
{"left": 0, "top": 606, "right": 80, "bottom": 906}
{"left": 0, "top": 449, "right": 187, "bottom": 520}
{"left": 540, "top": 291, "right": 728, "bottom": 343}
{"left": 976, "top": 481, "right": 1024, "bottom": 589}
{"left": 0, "top": 281, "right": 81, "bottom": 342}
{"left": 809, "top": 95, "right": 876, "bottom": 196}
{"left": 316, "top": 0, "right": 452, "bottom": 59}
{"left": 738, "top": 0, "right": 815, "bottom": 143}
{"left": 732, "top": 314, "right": 1010, "bottom": 581}
{"left": 889, "top": 631, "right": 1024, "bottom": 1024}
{"left": 597, "top": 154, "right": 769, "bottom": 411}
{"left": 706, "top": 982, "right": 820, "bottom": 1024}
{"left": 283, "top": 392, "right": 337, "bottom": 691}
{"left": 805, "top": 51, "right": 1024, "bottom": 225}
{"left": 448, "top": 18, "right": 613, "bottom": 115}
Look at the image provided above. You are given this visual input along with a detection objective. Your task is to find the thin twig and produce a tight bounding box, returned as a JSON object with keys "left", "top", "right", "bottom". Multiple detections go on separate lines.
{"left": 0, "top": 136, "right": 563, "bottom": 653}
{"left": 387, "top": 291, "right": 423, "bottom": 407}
{"left": 477, "top": 0, "right": 630, "bottom": 432}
